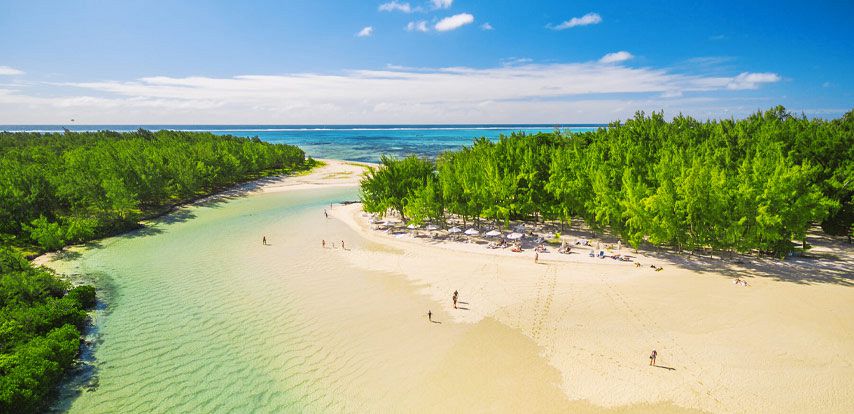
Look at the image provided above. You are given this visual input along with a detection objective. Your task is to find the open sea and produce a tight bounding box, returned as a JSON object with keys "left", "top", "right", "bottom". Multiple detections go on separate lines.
{"left": 0, "top": 124, "right": 602, "bottom": 163}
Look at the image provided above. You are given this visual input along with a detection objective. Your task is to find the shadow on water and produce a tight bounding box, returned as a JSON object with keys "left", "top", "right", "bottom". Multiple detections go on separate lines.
{"left": 154, "top": 208, "right": 198, "bottom": 225}
{"left": 193, "top": 175, "right": 287, "bottom": 209}
{"left": 49, "top": 271, "right": 117, "bottom": 413}
{"left": 53, "top": 249, "right": 83, "bottom": 262}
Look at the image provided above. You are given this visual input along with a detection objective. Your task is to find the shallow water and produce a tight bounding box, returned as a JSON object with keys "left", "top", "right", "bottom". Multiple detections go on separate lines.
{"left": 48, "top": 187, "right": 435, "bottom": 412}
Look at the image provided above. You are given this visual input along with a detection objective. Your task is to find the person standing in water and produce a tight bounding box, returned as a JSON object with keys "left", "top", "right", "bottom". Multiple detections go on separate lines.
{"left": 262, "top": 236, "right": 267, "bottom": 245}
{"left": 649, "top": 350, "right": 657, "bottom": 366}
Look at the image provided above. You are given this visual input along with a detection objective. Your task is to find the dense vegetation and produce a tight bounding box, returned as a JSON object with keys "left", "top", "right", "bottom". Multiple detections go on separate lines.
{"left": 0, "top": 247, "right": 95, "bottom": 412}
{"left": 0, "top": 129, "right": 312, "bottom": 412}
{"left": 1, "top": 129, "right": 311, "bottom": 252}
{"left": 361, "top": 107, "right": 853, "bottom": 256}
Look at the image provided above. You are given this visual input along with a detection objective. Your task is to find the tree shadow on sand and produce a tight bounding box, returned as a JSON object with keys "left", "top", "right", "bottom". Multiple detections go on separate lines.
{"left": 633, "top": 228, "right": 854, "bottom": 287}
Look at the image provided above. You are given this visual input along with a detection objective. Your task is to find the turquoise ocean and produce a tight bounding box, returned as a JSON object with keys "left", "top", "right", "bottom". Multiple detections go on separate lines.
{"left": 1, "top": 124, "right": 601, "bottom": 162}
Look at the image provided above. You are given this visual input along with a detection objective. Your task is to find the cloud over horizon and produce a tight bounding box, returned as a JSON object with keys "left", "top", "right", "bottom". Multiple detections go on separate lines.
{"left": 0, "top": 60, "right": 787, "bottom": 124}
{"left": 356, "top": 26, "right": 374, "bottom": 37}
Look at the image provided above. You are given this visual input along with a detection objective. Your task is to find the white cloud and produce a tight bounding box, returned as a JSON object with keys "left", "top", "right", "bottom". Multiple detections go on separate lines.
{"left": 431, "top": 0, "right": 452, "bottom": 9}
{"left": 599, "top": 51, "right": 633, "bottom": 64}
{"left": 0, "top": 62, "right": 785, "bottom": 123}
{"left": 356, "top": 26, "right": 374, "bottom": 37}
{"left": 725, "top": 72, "right": 781, "bottom": 90}
{"left": 480, "top": 22, "right": 493, "bottom": 30}
{"left": 406, "top": 21, "right": 429, "bottom": 32}
{"left": 434, "top": 13, "right": 474, "bottom": 31}
{"left": 0, "top": 66, "right": 25, "bottom": 76}
{"left": 552, "top": 12, "right": 602, "bottom": 30}
{"left": 379, "top": 1, "right": 412, "bottom": 13}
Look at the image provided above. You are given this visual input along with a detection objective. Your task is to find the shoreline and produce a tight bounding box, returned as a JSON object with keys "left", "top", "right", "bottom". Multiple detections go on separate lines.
{"left": 330, "top": 198, "right": 854, "bottom": 412}
{"left": 32, "top": 158, "right": 372, "bottom": 267}
{"left": 39, "top": 159, "right": 854, "bottom": 413}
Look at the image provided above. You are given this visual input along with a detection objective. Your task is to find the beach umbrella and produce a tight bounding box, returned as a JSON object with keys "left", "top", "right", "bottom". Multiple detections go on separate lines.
{"left": 448, "top": 227, "right": 462, "bottom": 234}
{"left": 464, "top": 228, "right": 480, "bottom": 236}
{"left": 425, "top": 224, "right": 440, "bottom": 231}
{"left": 507, "top": 232, "right": 524, "bottom": 240}
{"left": 485, "top": 230, "right": 501, "bottom": 237}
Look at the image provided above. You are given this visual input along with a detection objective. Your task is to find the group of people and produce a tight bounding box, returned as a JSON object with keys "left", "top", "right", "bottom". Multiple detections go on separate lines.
{"left": 321, "top": 239, "right": 347, "bottom": 250}
{"left": 558, "top": 241, "right": 572, "bottom": 254}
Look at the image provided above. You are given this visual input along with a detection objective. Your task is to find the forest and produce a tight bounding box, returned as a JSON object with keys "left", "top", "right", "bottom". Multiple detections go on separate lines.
{"left": 361, "top": 107, "right": 853, "bottom": 256}
{"left": 0, "top": 129, "right": 312, "bottom": 412}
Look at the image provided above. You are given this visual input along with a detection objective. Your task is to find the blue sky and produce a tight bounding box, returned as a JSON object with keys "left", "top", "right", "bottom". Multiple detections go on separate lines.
{"left": 0, "top": 0, "right": 851, "bottom": 124}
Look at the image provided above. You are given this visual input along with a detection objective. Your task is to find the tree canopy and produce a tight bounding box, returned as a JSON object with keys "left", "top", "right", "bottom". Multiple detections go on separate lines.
{"left": 360, "top": 107, "right": 853, "bottom": 255}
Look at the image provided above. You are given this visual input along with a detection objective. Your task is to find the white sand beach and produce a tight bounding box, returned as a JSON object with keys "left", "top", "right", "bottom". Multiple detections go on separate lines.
{"left": 41, "top": 159, "right": 854, "bottom": 413}
{"left": 314, "top": 160, "right": 853, "bottom": 413}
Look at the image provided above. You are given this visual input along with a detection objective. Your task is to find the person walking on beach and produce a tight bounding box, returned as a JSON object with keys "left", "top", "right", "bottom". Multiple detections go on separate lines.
{"left": 649, "top": 349, "right": 657, "bottom": 366}
{"left": 324, "top": 209, "right": 328, "bottom": 218}
{"left": 262, "top": 236, "right": 267, "bottom": 245}
{"left": 535, "top": 252, "right": 539, "bottom": 263}
{"left": 322, "top": 239, "right": 326, "bottom": 248}
{"left": 427, "top": 310, "right": 432, "bottom": 322}
{"left": 341, "top": 240, "right": 345, "bottom": 250}
{"left": 452, "top": 292, "right": 457, "bottom": 309}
